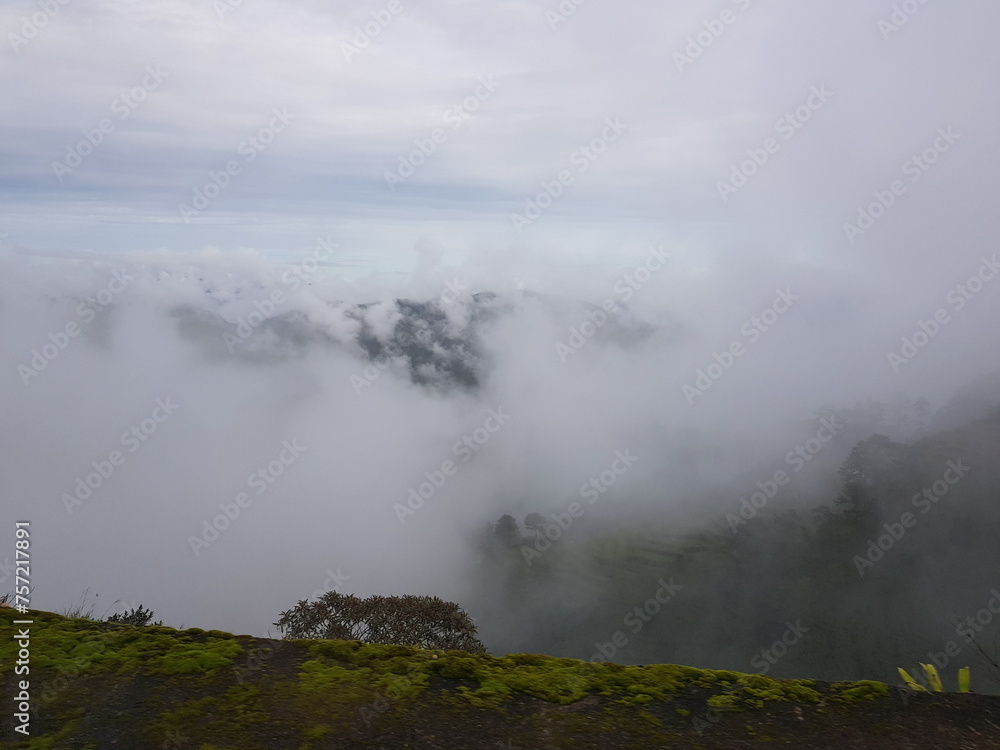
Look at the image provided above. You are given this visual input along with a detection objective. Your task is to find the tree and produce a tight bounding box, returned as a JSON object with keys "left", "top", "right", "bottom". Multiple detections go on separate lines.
{"left": 493, "top": 514, "right": 521, "bottom": 547}
{"left": 814, "top": 434, "right": 910, "bottom": 546}
{"left": 274, "top": 592, "right": 487, "bottom": 653}
{"left": 524, "top": 513, "right": 546, "bottom": 539}
{"left": 837, "top": 434, "right": 909, "bottom": 510}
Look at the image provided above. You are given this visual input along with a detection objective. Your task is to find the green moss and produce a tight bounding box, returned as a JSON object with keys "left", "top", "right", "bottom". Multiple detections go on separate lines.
{"left": 620, "top": 693, "right": 654, "bottom": 706}
{"left": 297, "top": 723, "right": 335, "bottom": 750}
{"left": 0, "top": 606, "right": 907, "bottom": 749}
{"left": 307, "top": 639, "right": 420, "bottom": 669}
{"left": 374, "top": 669, "right": 429, "bottom": 702}
{"left": 830, "top": 680, "right": 889, "bottom": 703}
{"left": 151, "top": 638, "right": 244, "bottom": 675}
{"left": 224, "top": 683, "right": 266, "bottom": 716}
{"left": 705, "top": 674, "right": 821, "bottom": 712}
{"left": 708, "top": 693, "right": 740, "bottom": 711}
{"left": 147, "top": 686, "right": 268, "bottom": 749}
{"left": 493, "top": 659, "right": 595, "bottom": 703}
{"left": 294, "top": 650, "right": 431, "bottom": 722}
{"left": 639, "top": 710, "right": 662, "bottom": 726}
{"left": 154, "top": 695, "right": 217, "bottom": 733}
{"left": 295, "top": 643, "right": 834, "bottom": 714}
{"left": 304, "top": 724, "right": 333, "bottom": 739}
{"left": 299, "top": 659, "right": 371, "bottom": 696}
{"left": 442, "top": 682, "right": 512, "bottom": 709}
{"left": 0, "top": 610, "right": 242, "bottom": 680}
{"left": 427, "top": 654, "right": 481, "bottom": 681}
{"left": 430, "top": 657, "right": 723, "bottom": 709}
{"left": 22, "top": 718, "right": 80, "bottom": 749}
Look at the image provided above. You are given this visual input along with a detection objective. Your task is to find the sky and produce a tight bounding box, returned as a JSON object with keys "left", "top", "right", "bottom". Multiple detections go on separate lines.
{"left": 2, "top": 0, "right": 996, "bottom": 270}
{"left": 2, "top": 1, "right": 1000, "bottom": 638}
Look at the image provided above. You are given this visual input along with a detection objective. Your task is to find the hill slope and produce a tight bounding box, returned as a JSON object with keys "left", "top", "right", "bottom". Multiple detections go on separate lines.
{"left": 3, "top": 608, "right": 1000, "bottom": 749}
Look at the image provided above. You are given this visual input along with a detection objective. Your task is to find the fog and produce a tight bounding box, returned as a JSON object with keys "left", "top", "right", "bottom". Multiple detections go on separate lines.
{"left": 3, "top": 240, "right": 998, "bottom": 637}
{"left": 3, "top": 0, "right": 1000, "bottom": 685}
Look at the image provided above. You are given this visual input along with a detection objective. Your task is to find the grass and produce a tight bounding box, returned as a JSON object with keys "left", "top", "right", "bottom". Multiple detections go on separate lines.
{"left": 59, "top": 588, "right": 101, "bottom": 620}
{"left": 57, "top": 588, "right": 149, "bottom": 623}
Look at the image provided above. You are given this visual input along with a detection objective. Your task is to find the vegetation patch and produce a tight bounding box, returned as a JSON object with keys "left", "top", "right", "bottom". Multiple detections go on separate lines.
{"left": 5, "top": 607, "right": 997, "bottom": 749}
{"left": 830, "top": 679, "right": 891, "bottom": 703}
{"left": 0, "top": 610, "right": 243, "bottom": 680}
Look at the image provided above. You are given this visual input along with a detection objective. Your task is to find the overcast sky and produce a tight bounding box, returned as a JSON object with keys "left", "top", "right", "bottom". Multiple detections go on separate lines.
{"left": 2, "top": 0, "right": 996, "bottom": 271}
{"left": 3, "top": 1, "right": 1000, "bottom": 637}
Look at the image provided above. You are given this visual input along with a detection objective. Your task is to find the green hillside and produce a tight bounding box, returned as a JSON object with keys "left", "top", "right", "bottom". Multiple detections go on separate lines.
{"left": 472, "top": 412, "right": 1000, "bottom": 689}
{"left": 4, "top": 608, "right": 1000, "bottom": 749}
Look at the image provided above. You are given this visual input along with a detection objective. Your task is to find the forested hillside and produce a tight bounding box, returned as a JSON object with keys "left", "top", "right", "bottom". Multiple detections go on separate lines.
{"left": 473, "top": 408, "right": 1000, "bottom": 693}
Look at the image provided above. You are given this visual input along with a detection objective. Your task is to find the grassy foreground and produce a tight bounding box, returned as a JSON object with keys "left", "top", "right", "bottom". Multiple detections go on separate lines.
{"left": 3, "top": 607, "right": 1000, "bottom": 749}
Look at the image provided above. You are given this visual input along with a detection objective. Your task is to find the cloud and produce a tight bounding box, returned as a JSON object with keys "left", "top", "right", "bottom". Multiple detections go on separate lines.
{"left": 2, "top": 1, "right": 1000, "bottom": 646}
{"left": 2, "top": 238, "right": 1000, "bottom": 637}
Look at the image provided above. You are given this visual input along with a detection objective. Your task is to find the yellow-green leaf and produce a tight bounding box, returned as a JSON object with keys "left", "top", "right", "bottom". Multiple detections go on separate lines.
{"left": 920, "top": 663, "right": 944, "bottom": 692}
{"left": 897, "top": 668, "right": 927, "bottom": 692}
{"left": 958, "top": 667, "right": 971, "bottom": 693}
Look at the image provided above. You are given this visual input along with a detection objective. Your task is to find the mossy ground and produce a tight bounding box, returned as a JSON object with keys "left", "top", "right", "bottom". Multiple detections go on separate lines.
{"left": 2, "top": 607, "right": 1000, "bottom": 749}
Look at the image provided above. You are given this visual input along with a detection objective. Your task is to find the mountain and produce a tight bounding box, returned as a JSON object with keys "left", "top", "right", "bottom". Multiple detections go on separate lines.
{"left": 168, "top": 290, "right": 655, "bottom": 390}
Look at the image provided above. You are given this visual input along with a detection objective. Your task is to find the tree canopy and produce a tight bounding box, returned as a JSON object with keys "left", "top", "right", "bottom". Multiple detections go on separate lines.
{"left": 275, "top": 592, "right": 487, "bottom": 653}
